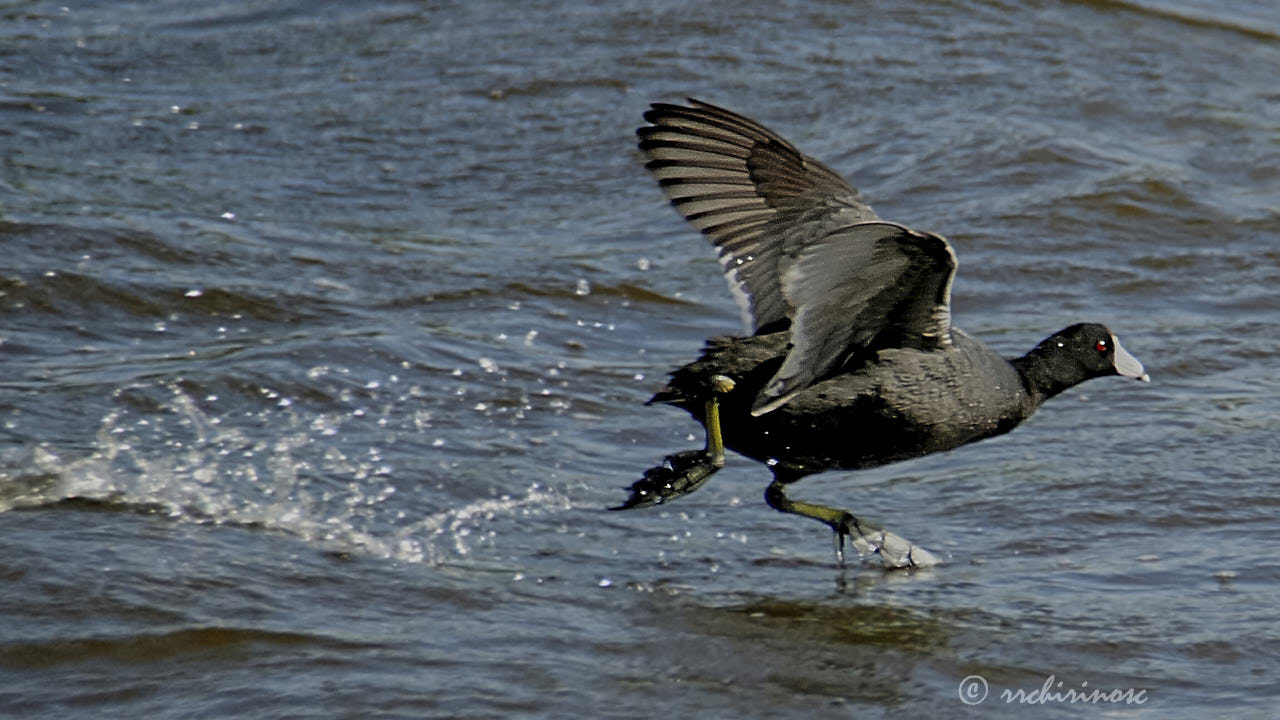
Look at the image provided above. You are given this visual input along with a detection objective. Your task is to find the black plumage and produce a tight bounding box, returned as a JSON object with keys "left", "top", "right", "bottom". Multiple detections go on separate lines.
{"left": 616, "top": 99, "right": 1149, "bottom": 568}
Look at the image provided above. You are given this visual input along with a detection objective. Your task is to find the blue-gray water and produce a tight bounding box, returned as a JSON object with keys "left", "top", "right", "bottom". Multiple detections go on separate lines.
{"left": 2, "top": 1, "right": 1279, "bottom": 717}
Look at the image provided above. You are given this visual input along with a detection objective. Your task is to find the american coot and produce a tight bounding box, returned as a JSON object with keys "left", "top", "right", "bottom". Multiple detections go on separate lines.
{"left": 613, "top": 99, "right": 1150, "bottom": 569}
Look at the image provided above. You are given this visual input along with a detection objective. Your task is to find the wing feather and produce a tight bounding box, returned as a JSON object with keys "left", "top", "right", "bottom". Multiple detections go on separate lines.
{"left": 638, "top": 99, "right": 875, "bottom": 333}
{"left": 637, "top": 100, "right": 958, "bottom": 414}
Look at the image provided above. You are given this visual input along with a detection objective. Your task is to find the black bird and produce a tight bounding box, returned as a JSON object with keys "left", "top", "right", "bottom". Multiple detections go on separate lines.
{"left": 612, "top": 99, "right": 1150, "bottom": 568}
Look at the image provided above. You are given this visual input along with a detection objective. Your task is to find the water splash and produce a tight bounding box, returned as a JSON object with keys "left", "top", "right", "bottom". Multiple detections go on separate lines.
{"left": 0, "top": 381, "right": 571, "bottom": 566}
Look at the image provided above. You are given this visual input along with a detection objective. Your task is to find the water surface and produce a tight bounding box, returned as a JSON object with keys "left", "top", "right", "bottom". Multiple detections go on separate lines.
{"left": 2, "top": 0, "right": 1279, "bottom": 717}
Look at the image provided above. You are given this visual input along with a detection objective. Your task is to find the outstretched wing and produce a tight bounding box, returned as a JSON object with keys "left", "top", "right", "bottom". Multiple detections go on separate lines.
{"left": 637, "top": 100, "right": 957, "bottom": 414}
{"left": 637, "top": 98, "right": 876, "bottom": 333}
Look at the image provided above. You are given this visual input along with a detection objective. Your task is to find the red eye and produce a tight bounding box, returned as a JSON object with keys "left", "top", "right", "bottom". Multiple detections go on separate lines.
{"left": 1095, "top": 341, "right": 1108, "bottom": 352}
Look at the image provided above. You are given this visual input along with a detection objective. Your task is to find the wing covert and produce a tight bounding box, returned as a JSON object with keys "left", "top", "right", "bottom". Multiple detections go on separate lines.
{"left": 752, "top": 221, "right": 957, "bottom": 415}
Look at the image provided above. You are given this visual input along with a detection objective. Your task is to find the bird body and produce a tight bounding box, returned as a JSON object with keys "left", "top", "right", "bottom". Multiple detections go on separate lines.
{"left": 614, "top": 99, "right": 1149, "bottom": 567}
{"left": 653, "top": 328, "right": 1036, "bottom": 477}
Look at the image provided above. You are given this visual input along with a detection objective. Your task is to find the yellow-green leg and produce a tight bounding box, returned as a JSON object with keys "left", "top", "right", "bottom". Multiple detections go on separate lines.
{"left": 703, "top": 374, "right": 735, "bottom": 467}
{"left": 764, "top": 478, "right": 941, "bottom": 569}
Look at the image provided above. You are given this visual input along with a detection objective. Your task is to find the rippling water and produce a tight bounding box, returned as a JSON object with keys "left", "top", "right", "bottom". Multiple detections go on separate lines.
{"left": 2, "top": 0, "right": 1278, "bottom": 717}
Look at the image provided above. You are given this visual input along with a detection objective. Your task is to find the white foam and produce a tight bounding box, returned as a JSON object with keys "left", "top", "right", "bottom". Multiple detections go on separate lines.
{"left": 2, "top": 382, "right": 572, "bottom": 566}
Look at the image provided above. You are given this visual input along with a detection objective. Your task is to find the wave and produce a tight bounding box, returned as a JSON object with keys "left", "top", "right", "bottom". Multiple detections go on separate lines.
{"left": 1067, "top": 0, "right": 1280, "bottom": 40}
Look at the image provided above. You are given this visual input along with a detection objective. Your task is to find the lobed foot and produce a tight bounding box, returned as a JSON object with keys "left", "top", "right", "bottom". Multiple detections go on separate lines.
{"left": 835, "top": 513, "right": 942, "bottom": 569}
{"left": 614, "top": 374, "right": 736, "bottom": 511}
{"left": 765, "top": 478, "right": 942, "bottom": 569}
{"left": 610, "top": 449, "right": 722, "bottom": 510}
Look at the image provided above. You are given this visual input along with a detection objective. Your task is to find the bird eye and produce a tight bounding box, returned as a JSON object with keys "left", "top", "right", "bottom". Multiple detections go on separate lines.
{"left": 1095, "top": 340, "right": 1108, "bottom": 352}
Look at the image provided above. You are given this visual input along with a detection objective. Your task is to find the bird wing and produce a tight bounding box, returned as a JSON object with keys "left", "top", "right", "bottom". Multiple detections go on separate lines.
{"left": 637, "top": 98, "right": 876, "bottom": 334}
{"left": 637, "top": 100, "right": 957, "bottom": 415}
{"left": 754, "top": 219, "right": 956, "bottom": 415}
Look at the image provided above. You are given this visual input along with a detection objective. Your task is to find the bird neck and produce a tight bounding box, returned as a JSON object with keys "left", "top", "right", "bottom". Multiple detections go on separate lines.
{"left": 1010, "top": 348, "right": 1091, "bottom": 406}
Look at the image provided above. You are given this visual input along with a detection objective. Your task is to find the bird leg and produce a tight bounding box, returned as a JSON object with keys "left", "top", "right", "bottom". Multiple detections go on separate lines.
{"left": 610, "top": 375, "right": 736, "bottom": 510}
{"left": 702, "top": 374, "right": 734, "bottom": 466}
{"left": 764, "top": 478, "right": 941, "bottom": 569}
